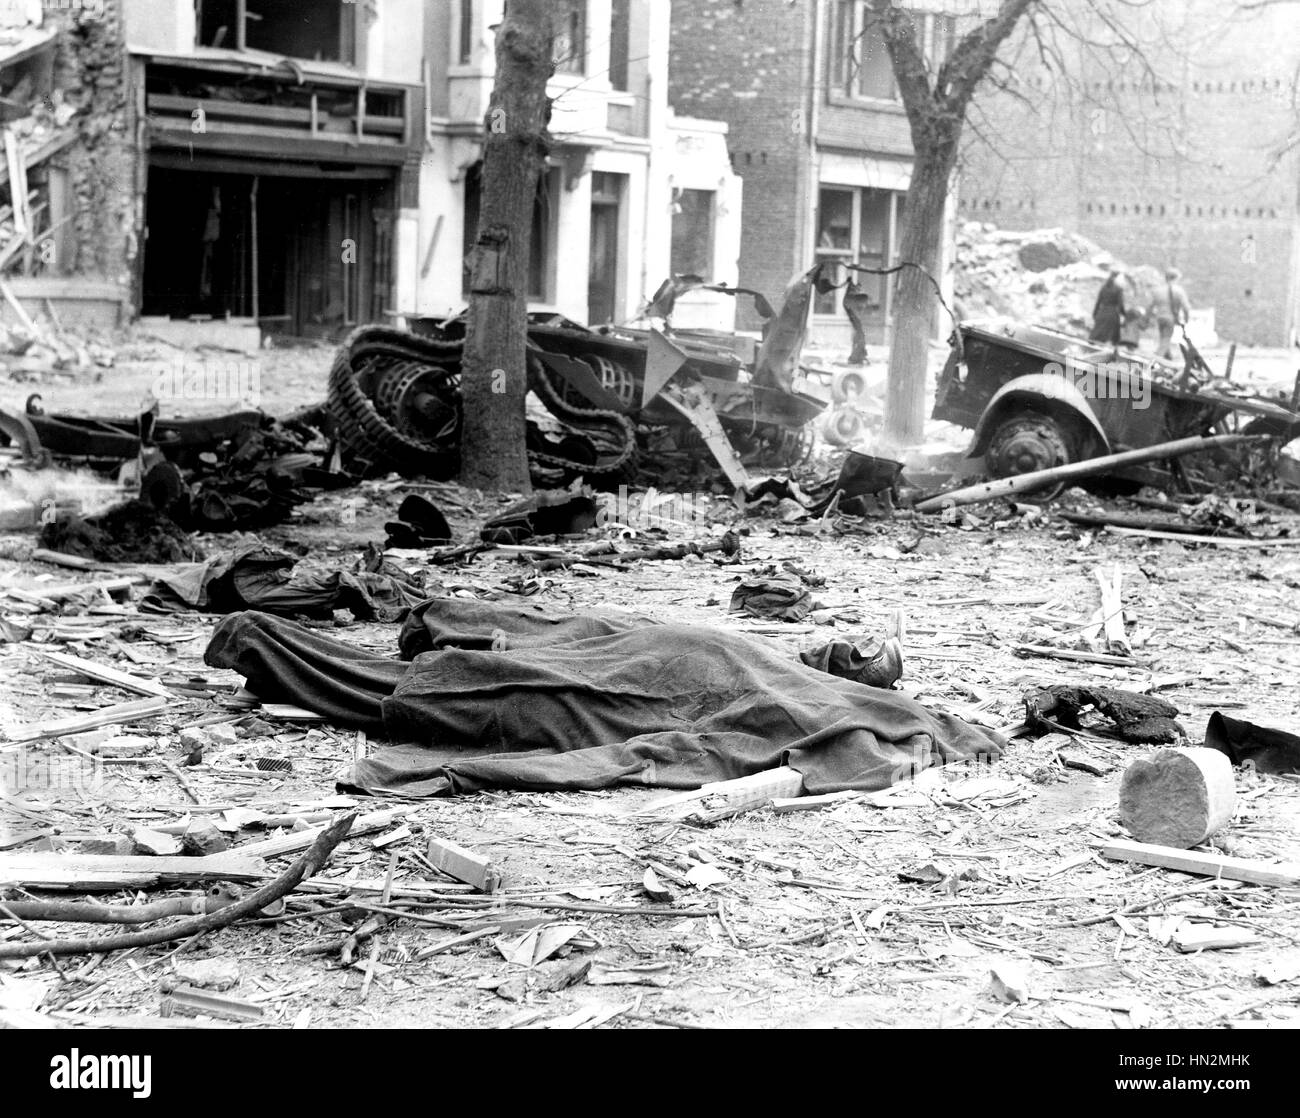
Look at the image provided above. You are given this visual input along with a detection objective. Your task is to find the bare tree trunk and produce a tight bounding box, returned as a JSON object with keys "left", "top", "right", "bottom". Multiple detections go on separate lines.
{"left": 873, "top": 0, "right": 1037, "bottom": 447}
{"left": 459, "top": 0, "right": 554, "bottom": 493}
{"left": 883, "top": 146, "right": 955, "bottom": 448}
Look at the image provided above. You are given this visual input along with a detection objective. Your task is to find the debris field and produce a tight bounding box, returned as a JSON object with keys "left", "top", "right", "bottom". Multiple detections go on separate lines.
{"left": 2, "top": 474, "right": 1298, "bottom": 1030}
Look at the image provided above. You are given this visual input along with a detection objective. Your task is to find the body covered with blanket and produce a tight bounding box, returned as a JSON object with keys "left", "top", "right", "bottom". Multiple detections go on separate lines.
{"left": 205, "top": 598, "right": 1003, "bottom": 797}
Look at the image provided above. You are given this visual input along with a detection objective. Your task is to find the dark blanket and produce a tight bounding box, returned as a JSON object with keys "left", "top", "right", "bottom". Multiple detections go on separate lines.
{"left": 205, "top": 600, "right": 1004, "bottom": 797}
{"left": 148, "top": 544, "right": 426, "bottom": 621}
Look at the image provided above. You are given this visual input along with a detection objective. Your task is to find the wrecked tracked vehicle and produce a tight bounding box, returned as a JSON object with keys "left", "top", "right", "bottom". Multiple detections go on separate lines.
{"left": 934, "top": 320, "right": 1300, "bottom": 493}
{"left": 326, "top": 268, "right": 828, "bottom": 487}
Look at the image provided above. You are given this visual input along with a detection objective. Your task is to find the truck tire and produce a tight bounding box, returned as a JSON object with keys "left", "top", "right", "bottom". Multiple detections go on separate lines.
{"left": 822, "top": 405, "right": 865, "bottom": 447}
{"left": 985, "top": 411, "right": 1076, "bottom": 499}
{"left": 831, "top": 368, "right": 868, "bottom": 404}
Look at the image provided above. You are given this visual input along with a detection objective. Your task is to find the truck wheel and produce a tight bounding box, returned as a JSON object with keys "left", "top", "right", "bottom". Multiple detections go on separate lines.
{"left": 822, "top": 405, "right": 865, "bottom": 447}
{"left": 831, "top": 368, "right": 868, "bottom": 404}
{"left": 985, "top": 411, "right": 1075, "bottom": 499}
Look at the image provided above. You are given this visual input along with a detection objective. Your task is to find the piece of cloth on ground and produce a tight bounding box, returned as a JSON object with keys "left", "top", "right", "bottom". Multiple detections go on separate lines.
{"left": 205, "top": 600, "right": 1003, "bottom": 797}
{"left": 148, "top": 544, "right": 425, "bottom": 620}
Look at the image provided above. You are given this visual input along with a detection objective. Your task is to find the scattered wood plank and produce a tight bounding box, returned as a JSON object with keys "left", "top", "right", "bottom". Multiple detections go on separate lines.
{"left": 39, "top": 651, "right": 172, "bottom": 699}
{"left": 158, "top": 984, "right": 264, "bottom": 1023}
{"left": 1100, "top": 840, "right": 1300, "bottom": 888}
{"left": 30, "top": 549, "right": 110, "bottom": 571}
{"left": 233, "top": 809, "right": 405, "bottom": 860}
{"left": 3, "top": 576, "right": 139, "bottom": 606}
{"left": 1095, "top": 564, "right": 1132, "bottom": 655}
{"left": 414, "top": 925, "right": 499, "bottom": 960}
{"left": 1172, "top": 924, "right": 1261, "bottom": 953}
{"left": 260, "top": 703, "right": 328, "bottom": 722}
{"left": 1103, "top": 526, "right": 1300, "bottom": 549}
{"left": 3, "top": 697, "right": 170, "bottom": 746}
{"left": 0, "top": 852, "right": 268, "bottom": 891}
{"left": 426, "top": 836, "right": 503, "bottom": 893}
{"left": 1014, "top": 644, "right": 1140, "bottom": 667}
{"left": 630, "top": 766, "right": 806, "bottom": 822}
{"left": 771, "top": 790, "right": 862, "bottom": 814}
{"left": 0, "top": 814, "right": 356, "bottom": 959}
{"left": 1060, "top": 510, "right": 1225, "bottom": 535}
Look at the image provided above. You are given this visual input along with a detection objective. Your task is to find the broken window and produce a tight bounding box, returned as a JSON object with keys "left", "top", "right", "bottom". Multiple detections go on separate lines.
{"left": 831, "top": 0, "right": 958, "bottom": 103}
{"left": 814, "top": 185, "right": 905, "bottom": 318}
{"left": 196, "top": 1, "right": 358, "bottom": 64}
{"left": 554, "top": 0, "right": 587, "bottom": 75}
{"left": 670, "top": 188, "right": 715, "bottom": 282}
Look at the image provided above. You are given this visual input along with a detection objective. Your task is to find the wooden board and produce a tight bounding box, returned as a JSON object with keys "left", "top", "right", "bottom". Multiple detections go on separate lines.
{"left": 771, "top": 790, "right": 861, "bottom": 814}
{"left": 260, "top": 703, "right": 328, "bottom": 722}
{"left": 426, "top": 836, "right": 503, "bottom": 893}
{"left": 232, "top": 809, "right": 404, "bottom": 859}
{"left": 0, "top": 851, "right": 268, "bottom": 891}
{"left": 1172, "top": 924, "right": 1261, "bottom": 953}
{"left": 40, "top": 651, "right": 172, "bottom": 699}
{"left": 1100, "top": 840, "right": 1300, "bottom": 887}
{"left": 3, "top": 697, "right": 170, "bottom": 746}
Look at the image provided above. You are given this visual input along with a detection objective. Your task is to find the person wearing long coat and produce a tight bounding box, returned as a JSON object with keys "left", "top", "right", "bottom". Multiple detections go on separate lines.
{"left": 1089, "top": 269, "right": 1128, "bottom": 345}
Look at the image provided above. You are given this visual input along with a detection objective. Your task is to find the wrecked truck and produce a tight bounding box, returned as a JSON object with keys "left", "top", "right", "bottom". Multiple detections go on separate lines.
{"left": 933, "top": 320, "right": 1300, "bottom": 493}
{"left": 326, "top": 267, "right": 829, "bottom": 488}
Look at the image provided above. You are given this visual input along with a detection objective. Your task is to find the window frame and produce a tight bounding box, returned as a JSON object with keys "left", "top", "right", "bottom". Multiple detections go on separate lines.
{"left": 553, "top": 0, "right": 588, "bottom": 77}
{"left": 196, "top": 0, "right": 359, "bottom": 65}
{"left": 813, "top": 184, "right": 907, "bottom": 323}
{"left": 669, "top": 187, "right": 717, "bottom": 283}
{"left": 457, "top": 0, "right": 475, "bottom": 66}
{"left": 829, "top": 1, "right": 958, "bottom": 108}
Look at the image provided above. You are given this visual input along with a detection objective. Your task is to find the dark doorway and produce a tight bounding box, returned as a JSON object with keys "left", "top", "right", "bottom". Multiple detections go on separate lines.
{"left": 588, "top": 171, "right": 624, "bottom": 326}
{"left": 142, "top": 164, "right": 394, "bottom": 337}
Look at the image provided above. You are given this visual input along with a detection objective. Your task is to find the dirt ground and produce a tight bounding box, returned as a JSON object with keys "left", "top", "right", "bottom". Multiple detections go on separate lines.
{"left": 1, "top": 340, "right": 1299, "bottom": 1031}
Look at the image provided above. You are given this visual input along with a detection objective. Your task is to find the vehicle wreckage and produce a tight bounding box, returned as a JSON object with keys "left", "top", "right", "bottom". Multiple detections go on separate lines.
{"left": 324, "top": 267, "right": 829, "bottom": 488}
{"left": 0, "top": 269, "right": 830, "bottom": 531}
{"left": 934, "top": 319, "right": 1300, "bottom": 496}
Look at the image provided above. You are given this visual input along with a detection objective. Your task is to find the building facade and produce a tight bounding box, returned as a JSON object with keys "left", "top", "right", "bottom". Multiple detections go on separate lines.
{"left": 958, "top": 0, "right": 1300, "bottom": 347}
{"left": 97, "top": 0, "right": 740, "bottom": 338}
{"left": 669, "top": 0, "right": 959, "bottom": 347}
{"left": 421, "top": 0, "right": 741, "bottom": 331}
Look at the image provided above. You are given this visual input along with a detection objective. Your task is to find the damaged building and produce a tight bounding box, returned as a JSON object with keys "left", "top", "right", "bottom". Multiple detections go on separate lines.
{"left": 957, "top": 0, "right": 1300, "bottom": 348}
{"left": 420, "top": 0, "right": 742, "bottom": 331}
{"left": 16, "top": 0, "right": 743, "bottom": 340}
{"left": 127, "top": 0, "right": 425, "bottom": 337}
{"left": 0, "top": 0, "right": 128, "bottom": 331}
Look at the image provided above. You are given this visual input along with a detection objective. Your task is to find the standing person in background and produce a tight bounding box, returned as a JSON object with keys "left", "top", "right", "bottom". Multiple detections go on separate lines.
{"left": 1089, "top": 266, "right": 1128, "bottom": 348}
{"left": 1152, "top": 268, "right": 1192, "bottom": 359}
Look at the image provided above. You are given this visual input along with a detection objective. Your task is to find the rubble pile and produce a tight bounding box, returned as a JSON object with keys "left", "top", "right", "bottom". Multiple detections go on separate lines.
{"left": 953, "top": 222, "right": 1167, "bottom": 335}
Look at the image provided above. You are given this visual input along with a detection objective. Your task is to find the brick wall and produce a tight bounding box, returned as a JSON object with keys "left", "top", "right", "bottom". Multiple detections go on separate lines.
{"left": 958, "top": 0, "right": 1300, "bottom": 346}
{"left": 669, "top": 0, "right": 815, "bottom": 328}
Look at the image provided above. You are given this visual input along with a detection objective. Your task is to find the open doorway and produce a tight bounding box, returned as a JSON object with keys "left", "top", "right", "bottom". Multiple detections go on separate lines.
{"left": 141, "top": 164, "right": 395, "bottom": 338}
{"left": 588, "top": 172, "right": 625, "bottom": 326}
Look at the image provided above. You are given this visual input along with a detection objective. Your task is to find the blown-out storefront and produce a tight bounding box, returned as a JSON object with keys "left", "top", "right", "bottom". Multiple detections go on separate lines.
{"left": 133, "top": 49, "right": 423, "bottom": 338}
